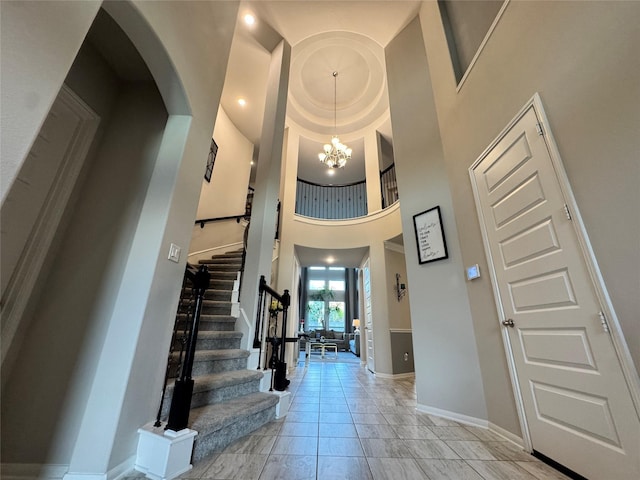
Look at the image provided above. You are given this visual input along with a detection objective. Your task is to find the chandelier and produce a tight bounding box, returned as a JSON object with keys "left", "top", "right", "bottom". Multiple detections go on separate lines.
{"left": 318, "top": 71, "right": 352, "bottom": 168}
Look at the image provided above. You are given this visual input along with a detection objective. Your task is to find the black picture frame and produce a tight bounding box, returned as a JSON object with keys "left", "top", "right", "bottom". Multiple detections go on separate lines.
{"left": 413, "top": 205, "right": 449, "bottom": 264}
{"left": 204, "top": 138, "right": 218, "bottom": 182}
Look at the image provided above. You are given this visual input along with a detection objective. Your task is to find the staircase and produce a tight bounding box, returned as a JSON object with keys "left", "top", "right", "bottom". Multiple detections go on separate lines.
{"left": 164, "top": 250, "right": 278, "bottom": 462}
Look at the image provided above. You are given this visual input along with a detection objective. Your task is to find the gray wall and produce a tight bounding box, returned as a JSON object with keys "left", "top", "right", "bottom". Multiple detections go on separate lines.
{"left": 1, "top": 40, "right": 167, "bottom": 463}
{"left": 386, "top": 18, "right": 490, "bottom": 424}
{"left": 391, "top": 331, "right": 415, "bottom": 375}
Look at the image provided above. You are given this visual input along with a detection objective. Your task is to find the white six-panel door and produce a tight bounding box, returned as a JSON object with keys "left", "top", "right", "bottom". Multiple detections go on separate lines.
{"left": 470, "top": 100, "right": 639, "bottom": 479}
{"left": 362, "top": 259, "right": 375, "bottom": 373}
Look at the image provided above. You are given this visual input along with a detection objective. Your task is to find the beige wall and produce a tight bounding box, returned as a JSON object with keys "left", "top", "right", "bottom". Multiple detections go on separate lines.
{"left": 416, "top": 0, "right": 640, "bottom": 436}
{"left": 386, "top": 17, "right": 491, "bottom": 426}
{"left": 420, "top": 0, "right": 640, "bottom": 377}
{"left": 196, "top": 107, "right": 253, "bottom": 220}
{"left": 188, "top": 106, "right": 254, "bottom": 261}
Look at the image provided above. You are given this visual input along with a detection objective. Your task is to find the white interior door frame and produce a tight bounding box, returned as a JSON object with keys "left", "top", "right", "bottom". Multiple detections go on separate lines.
{"left": 469, "top": 92, "right": 640, "bottom": 452}
{"left": 1, "top": 84, "right": 99, "bottom": 369}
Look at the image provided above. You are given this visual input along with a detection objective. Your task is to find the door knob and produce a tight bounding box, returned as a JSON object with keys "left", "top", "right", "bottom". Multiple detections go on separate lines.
{"left": 502, "top": 319, "right": 515, "bottom": 327}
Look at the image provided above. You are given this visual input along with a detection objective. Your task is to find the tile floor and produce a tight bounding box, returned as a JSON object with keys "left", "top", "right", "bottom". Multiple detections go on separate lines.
{"left": 139, "top": 360, "right": 571, "bottom": 480}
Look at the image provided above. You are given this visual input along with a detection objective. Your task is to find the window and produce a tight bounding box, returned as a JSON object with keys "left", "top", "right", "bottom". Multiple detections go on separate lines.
{"left": 328, "top": 302, "right": 345, "bottom": 329}
{"left": 304, "top": 266, "right": 349, "bottom": 332}
{"left": 309, "top": 279, "right": 326, "bottom": 290}
{"left": 306, "top": 301, "right": 325, "bottom": 330}
{"left": 439, "top": 0, "right": 505, "bottom": 84}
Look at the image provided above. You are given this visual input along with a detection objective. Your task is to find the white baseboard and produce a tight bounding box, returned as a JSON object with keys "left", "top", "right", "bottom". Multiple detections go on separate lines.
{"left": 488, "top": 422, "right": 525, "bottom": 448}
{"left": 1, "top": 456, "right": 136, "bottom": 480}
{"left": 374, "top": 372, "right": 415, "bottom": 380}
{"left": 412, "top": 405, "right": 524, "bottom": 448}
{"left": 106, "top": 455, "right": 135, "bottom": 480}
{"left": 61, "top": 472, "right": 107, "bottom": 480}
{"left": 187, "top": 242, "right": 243, "bottom": 260}
{"left": 415, "top": 403, "right": 489, "bottom": 429}
{"left": 2, "top": 463, "right": 68, "bottom": 480}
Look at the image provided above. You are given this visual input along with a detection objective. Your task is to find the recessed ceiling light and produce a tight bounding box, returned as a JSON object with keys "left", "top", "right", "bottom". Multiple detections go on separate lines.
{"left": 326, "top": 256, "right": 335, "bottom": 264}
{"left": 238, "top": 98, "right": 247, "bottom": 107}
{"left": 243, "top": 14, "right": 255, "bottom": 26}
{"left": 327, "top": 169, "right": 335, "bottom": 176}
{"left": 250, "top": 161, "right": 254, "bottom": 166}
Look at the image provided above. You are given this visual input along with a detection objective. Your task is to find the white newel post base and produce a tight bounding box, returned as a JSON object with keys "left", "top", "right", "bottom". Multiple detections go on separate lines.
{"left": 273, "top": 390, "right": 291, "bottom": 419}
{"left": 135, "top": 424, "right": 198, "bottom": 480}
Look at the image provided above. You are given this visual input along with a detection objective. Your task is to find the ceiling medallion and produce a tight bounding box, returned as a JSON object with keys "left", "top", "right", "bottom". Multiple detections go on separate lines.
{"left": 318, "top": 72, "right": 352, "bottom": 168}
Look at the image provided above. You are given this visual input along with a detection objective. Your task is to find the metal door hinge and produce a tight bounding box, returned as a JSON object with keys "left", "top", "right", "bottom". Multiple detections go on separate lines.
{"left": 535, "top": 123, "right": 544, "bottom": 136}
{"left": 599, "top": 311, "right": 610, "bottom": 333}
{"left": 563, "top": 204, "right": 572, "bottom": 220}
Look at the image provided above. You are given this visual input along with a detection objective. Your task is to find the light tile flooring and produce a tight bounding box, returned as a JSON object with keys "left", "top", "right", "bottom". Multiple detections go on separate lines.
{"left": 153, "top": 361, "right": 571, "bottom": 479}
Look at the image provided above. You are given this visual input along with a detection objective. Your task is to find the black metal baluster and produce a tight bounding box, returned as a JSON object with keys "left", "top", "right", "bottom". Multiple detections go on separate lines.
{"left": 165, "top": 265, "right": 210, "bottom": 432}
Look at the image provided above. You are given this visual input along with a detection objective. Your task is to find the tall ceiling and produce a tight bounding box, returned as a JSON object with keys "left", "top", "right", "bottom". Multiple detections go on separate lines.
{"left": 220, "top": 1, "right": 421, "bottom": 186}
{"left": 218, "top": 2, "right": 420, "bottom": 268}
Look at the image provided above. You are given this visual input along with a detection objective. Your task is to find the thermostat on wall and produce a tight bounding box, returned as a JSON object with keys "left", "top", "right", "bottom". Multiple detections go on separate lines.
{"left": 466, "top": 264, "right": 480, "bottom": 280}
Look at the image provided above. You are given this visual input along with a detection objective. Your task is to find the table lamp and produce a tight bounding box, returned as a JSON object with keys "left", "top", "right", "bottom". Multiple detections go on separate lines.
{"left": 352, "top": 319, "right": 360, "bottom": 333}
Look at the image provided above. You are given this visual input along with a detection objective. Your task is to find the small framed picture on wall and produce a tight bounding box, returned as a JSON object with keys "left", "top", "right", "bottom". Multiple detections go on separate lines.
{"left": 413, "top": 205, "right": 449, "bottom": 264}
{"left": 204, "top": 138, "right": 218, "bottom": 182}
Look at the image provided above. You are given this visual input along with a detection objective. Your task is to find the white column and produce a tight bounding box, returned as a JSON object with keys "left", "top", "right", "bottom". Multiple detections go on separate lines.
{"left": 239, "top": 40, "right": 291, "bottom": 351}
{"left": 364, "top": 130, "right": 382, "bottom": 213}
{"left": 275, "top": 129, "right": 301, "bottom": 369}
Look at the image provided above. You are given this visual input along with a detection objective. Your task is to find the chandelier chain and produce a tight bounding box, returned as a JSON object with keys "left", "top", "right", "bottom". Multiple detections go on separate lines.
{"left": 333, "top": 71, "right": 337, "bottom": 134}
{"left": 318, "top": 71, "right": 351, "bottom": 169}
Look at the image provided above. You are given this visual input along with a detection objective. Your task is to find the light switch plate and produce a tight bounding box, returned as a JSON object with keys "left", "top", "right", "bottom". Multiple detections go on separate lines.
{"left": 168, "top": 243, "right": 181, "bottom": 263}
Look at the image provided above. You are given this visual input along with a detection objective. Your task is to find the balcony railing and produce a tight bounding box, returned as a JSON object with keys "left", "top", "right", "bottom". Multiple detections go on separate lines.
{"left": 380, "top": 163, "right": 399, "bottom": 209}
{"left": 295, "top": 178, "right": 367, "bottom": 219}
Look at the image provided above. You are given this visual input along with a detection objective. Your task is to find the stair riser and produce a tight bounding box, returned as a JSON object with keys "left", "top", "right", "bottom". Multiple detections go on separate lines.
{"left": 176, "top": 319, "right": 236, "bottom": 331}
{"left": 194, "top": 337, "right": 241, "bottom": 350}
{"left": 201, "top": 303, "right": 232, "bottom": 315}
{"left": 205, "top": 271, "right": 238, "bottom": 280}
{"left": 190, "top": 379, "right": 261, "bottom": 409}
{"left": 211, "top": 254, "right": 243, "bottom": 260}
{"left": 160, "top": 378, "right": 261, "bottom": 417}
{"left": 200, "top": 320, "right": 236, "bottom": 331}
{"left": 191, "top": 357, "right": 248, "bottom": 376}
{"left": 204, "top": 291, "right": 233, "bottom": 301}
{"left": 192, "top": 406, "right": 276, "bottom": 462}
{"left": 170, "top": 337, "right": 240, "bottom": 351}
{"left": 200, "top": 263, "right": 242, "bottom": 271}
{"left": 181, "top": 290, "right": 233, "bottom": 301}
{"left": 209, "top": 280, "right": 235, "bottom": 290}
